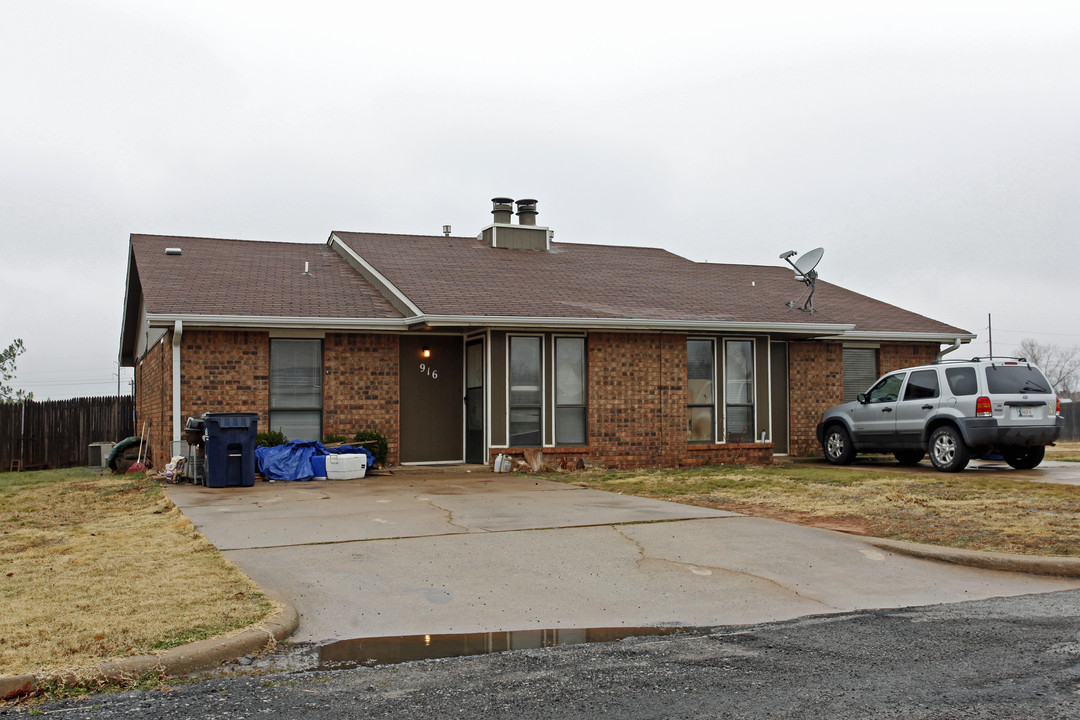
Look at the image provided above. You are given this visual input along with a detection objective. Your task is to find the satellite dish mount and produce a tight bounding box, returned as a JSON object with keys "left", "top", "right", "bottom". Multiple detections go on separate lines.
{"left": 779, "top": 247, "right": 824, "bottom": 313}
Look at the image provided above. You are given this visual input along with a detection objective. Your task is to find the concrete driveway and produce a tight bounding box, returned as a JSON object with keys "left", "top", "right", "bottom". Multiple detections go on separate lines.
{"left": 165, "top": 470, "right": 1080, "bottom": 644}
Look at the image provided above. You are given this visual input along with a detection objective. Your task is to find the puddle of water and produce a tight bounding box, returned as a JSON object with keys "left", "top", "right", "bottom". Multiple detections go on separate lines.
{"left": 317, "top": 626, "right": 692, "bottom": 669}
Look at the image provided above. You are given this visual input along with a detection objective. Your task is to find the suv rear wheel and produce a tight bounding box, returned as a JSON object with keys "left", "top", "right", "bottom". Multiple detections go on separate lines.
{"left": 1001, "top": 446, "right": 1045, "bottom": 470}
{"left": 929, "top": 426, "right": 969, "bottom": 472}
{"left": 824, "top": 425, "right": 855, "bottom": 465}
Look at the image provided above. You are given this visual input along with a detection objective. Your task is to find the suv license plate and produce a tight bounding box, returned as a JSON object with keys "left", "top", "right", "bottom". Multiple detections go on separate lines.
{"left": 1018, "top": 407, "right": 1034, "bottom": 418}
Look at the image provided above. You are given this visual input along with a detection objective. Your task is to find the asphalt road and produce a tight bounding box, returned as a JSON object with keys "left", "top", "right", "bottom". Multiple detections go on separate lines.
{"left": 16, "top": 589, "right": 1080, "bottom": 719}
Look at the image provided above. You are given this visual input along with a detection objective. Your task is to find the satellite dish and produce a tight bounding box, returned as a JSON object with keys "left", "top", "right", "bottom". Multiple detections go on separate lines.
{"left": 778, "top": 247, "right": 825, "bottom": 313}
{"left": 792, "top": 247, "right": 823, "bottom": 278}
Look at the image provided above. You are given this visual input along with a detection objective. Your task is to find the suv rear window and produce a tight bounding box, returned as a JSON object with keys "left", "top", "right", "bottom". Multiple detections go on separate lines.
{"left": 984, "top": 365, "right": 1053, "bottom": 394}
{"left": 945, "top": 367, "right": 977, "bottom": 396}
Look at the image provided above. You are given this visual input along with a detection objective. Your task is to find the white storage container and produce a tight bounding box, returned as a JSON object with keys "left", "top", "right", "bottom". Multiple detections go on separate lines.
{"left": 325, "top": 454, "right": 367, "bottom": 480}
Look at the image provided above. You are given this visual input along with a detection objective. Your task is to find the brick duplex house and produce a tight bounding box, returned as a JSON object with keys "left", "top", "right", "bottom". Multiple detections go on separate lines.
{"left": 119, "top": 199, "right": 973, "bottom": 469}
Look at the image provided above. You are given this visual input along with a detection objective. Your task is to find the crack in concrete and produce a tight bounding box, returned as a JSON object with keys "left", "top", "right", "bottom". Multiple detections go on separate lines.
{"left": 413, "top": 495, "right": 471, "bottom": 533}
{"left": 609, "top": 526, "right": 834, "bottom": 610}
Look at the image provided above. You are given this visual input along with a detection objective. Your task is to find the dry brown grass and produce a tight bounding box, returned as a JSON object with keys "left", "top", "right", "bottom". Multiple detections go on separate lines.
{"left": 1046, "top": 441, "right": 1080, "bottom": 462}
{"left": 1, "top": 468, "right": 274, "bottom": 677}
{"left": 554, "top": 463, "right": 1080, "bottom": 557}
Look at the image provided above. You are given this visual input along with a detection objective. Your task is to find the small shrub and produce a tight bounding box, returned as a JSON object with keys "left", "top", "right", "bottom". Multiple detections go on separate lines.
{"left": 353, "top": 429, "right": 389, "bottom": 466}
{"left": 256, "top": 430, "right": 288, "bottom": 447}
{"left": 323, "top": 433, "right": 348, "bottom": 444}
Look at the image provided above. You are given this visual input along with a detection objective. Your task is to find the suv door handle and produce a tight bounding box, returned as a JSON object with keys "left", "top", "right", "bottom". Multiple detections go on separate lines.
{"left": 881, "top": 407, "right": 892, "bottom": 413}
{"left": 921, "top": 404, "right": 933, "bottom": 410}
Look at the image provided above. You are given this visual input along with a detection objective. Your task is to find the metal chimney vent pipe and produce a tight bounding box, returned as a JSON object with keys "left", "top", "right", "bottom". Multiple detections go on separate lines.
{"left": 515, "top": 198, "right": 538, "bottom": 226}
{"left": 491, "top": 197, "right": 514, "bottom": 224}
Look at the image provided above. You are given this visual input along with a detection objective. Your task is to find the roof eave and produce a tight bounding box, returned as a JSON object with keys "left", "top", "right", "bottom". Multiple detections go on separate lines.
{"left": 145, "top": 313, "right": 410, "bottom": 331}
{"left": 118, "top": 242, "right": 141, "bottom": 367}
{"left": 817, "top": 330, "right": 977, "bottom": 343}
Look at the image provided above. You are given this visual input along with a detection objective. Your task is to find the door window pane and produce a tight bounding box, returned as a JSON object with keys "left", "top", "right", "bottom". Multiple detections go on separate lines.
{"left": 903, "top": 370, "right": 940, "bottom": 400}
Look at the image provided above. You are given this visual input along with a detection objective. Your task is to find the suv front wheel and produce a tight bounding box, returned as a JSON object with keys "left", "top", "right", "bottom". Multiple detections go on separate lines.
{"left": 929, "top": 426, "right": 969, "bottom": 472}
{"left": 824, "top": 425, "right": 855, "bottom": 465}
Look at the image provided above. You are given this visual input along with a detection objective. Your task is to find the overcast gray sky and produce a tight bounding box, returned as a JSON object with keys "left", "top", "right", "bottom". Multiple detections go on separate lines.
{"left": 2, "top": 1, "right": 1078, "bottom": 399}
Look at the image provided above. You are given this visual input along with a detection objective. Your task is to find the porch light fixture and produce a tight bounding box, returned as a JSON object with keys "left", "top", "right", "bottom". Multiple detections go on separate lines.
{"left": 421, "top": 345, "right": 431, "bottom": 358}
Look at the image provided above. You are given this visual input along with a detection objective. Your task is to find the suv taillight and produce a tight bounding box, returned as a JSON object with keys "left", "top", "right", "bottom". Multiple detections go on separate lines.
{"left": 976, "top": 396, "right": 992, "bottom": 417}
{"left": 1057, "top": 397, "right": 1061, "bottom": 415}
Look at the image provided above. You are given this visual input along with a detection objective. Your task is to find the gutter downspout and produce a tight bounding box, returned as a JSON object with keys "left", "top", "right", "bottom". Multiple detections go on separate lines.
{"left": 172, "top": 320, "right": 183, "bottom": 455}
{"left": 936, "top": 337, "right": 962, "bottom": 361}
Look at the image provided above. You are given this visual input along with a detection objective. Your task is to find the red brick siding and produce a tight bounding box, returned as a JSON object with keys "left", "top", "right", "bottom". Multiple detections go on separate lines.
{"left": 879, "top": 344, "right": 940, "bottom": 374}
{"left": 323, "top": 333, "right": 400, "bottom": 465}
{"left": 134, "top": 332, "right": 172, "bottom": 468}
{"left": 788, "top": 341, "right": 843, "bottom": 456}
{"left": 181, "top": 330, "right": 270, "bottom": 430}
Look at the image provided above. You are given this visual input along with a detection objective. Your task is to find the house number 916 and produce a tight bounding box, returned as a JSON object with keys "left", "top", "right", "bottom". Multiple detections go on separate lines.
{"left": 419, "top": 363, "right": 438, "bottom": 380}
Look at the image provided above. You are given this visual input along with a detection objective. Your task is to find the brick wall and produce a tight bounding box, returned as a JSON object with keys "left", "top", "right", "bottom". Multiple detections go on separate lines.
{"left": 788, "top": 340, "right": 843, "bottom": 456}
{"left": 324, "top": 333, "right": 400, "bottom": 465}
{"left": 134, "top": 332, "right": 172, "bottom": 468}
{"left": 880, "top": 343, "right": 940, "bottom": 374}
{"left": 181, "top": 329, "right": 270, "bottom": 430}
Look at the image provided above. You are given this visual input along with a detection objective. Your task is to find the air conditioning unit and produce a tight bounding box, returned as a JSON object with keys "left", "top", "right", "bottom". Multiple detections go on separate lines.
{"left": 88, "top": 442, "right": 115, "bottom": 468}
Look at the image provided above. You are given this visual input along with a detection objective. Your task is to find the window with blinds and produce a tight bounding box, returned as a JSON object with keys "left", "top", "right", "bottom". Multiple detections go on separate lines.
{"left": 842, "top": 347, "right": 878, "bottom": 402}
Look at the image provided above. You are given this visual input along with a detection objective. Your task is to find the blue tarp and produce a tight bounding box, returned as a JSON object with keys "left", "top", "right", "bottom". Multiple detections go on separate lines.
{"left": 255, "top": 441, "right": 376, "bottom": 481}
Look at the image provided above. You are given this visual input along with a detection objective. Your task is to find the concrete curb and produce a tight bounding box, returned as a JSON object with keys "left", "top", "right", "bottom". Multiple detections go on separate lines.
{"left": 0, "top": 603, "right": 299, "bottom": 701}
{"left": 866, "top": 537, "right": 1080, "bottom": 578}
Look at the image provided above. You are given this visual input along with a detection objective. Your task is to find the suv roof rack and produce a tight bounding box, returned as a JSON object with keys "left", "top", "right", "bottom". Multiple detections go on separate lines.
{"left": 931, "top": 356, "right": 1030, "bottom": 365}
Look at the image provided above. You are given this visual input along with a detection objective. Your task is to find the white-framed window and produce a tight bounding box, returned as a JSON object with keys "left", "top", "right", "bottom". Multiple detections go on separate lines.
{"left": 554, "top": 336, "right": 586, "bottom": 445}
{"left": 269, "top": 338, "right": 323, "bottom": 441}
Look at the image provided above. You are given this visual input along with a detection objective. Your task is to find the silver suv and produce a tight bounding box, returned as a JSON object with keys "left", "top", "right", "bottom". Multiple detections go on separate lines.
{"left": 817, "top": 357, "right": 1063, "bottom": 472}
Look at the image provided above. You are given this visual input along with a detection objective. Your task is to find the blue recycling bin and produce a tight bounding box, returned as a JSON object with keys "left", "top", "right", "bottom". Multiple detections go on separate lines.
{"left": 201, "top": 412, "right": 259, "bottom": 488}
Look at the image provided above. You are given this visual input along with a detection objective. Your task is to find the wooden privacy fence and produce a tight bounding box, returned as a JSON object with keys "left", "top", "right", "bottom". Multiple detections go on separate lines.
{"left": 0, "top": 396, "right": 134, "bottom": 470}
{"left": 1062, "top": 401, "right": 1080, "bottom": 442}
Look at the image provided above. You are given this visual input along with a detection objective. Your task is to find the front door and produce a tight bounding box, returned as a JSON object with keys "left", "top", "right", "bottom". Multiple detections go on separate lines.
{"left": 399, "top": 336, "right": 464, "bottom": 463}
{"left": 465, "top": 340, "right": 485, "bottom": 464}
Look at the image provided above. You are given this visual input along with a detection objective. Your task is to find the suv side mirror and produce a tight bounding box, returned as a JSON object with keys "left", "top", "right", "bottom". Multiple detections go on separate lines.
{"left": 857, "top": 393, "right": 867, "bottom": 404}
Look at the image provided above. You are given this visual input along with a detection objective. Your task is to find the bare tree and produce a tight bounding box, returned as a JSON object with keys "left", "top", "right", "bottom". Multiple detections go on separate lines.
{"left": 1, "top": 338, "right": 32, "bottom": 403}
{"left": 1017, "top": 338, "right": 1079, "bottom": 397}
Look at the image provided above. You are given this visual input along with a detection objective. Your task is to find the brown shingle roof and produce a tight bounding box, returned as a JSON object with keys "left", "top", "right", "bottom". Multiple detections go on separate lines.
{"left": 332, "top": 232, "right": 968, "bottom": 335}
{"left": 131, "top": 234, "right": 402, "bottom": 319}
